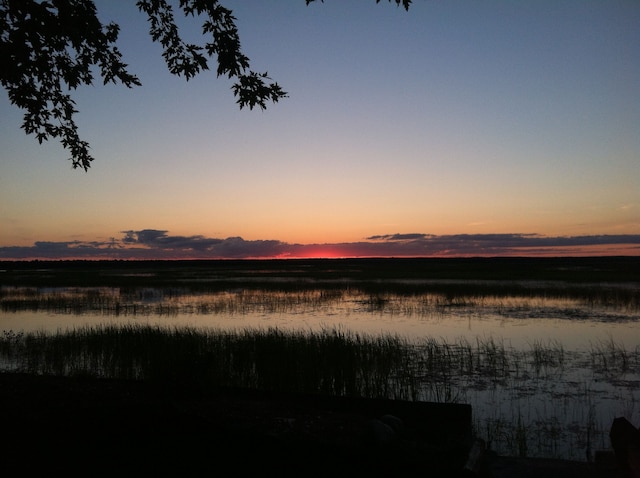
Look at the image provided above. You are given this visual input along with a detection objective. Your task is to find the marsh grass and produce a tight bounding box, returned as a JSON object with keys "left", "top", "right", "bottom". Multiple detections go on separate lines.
{"left": 590, "top": 336, "right": 639, "bottom": 376}
{"left": 2, "top": 279, "right": 638, "bottom": 317}
{"left": 1, "top": 326, "right": 629, "bottom": 395}
{"left": 0, "top": 324, "right": 421, "bottom": 399}
{"left": 529, "top": 339, "right": 565, "bottom": 376}
{"left": 0, "top": 287, "right": 348, "bottom": 317}
{"left": 1, "top": 257, "right": 639, "bottom": 463}
{"left": 1, "top": 324, "right": 638, "bottom": 461}
{"left": 0, "top": 324, "right": 567, "bottom": 397}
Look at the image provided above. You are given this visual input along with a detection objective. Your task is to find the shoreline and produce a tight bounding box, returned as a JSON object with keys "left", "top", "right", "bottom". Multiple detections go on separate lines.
{"left": 1, "top": 372, "right": 619, "bottom": 477}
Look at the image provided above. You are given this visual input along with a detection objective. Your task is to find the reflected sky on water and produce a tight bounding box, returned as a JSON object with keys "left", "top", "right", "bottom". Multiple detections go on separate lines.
{"left": 2, "top": 287, "right": 638, "bottom": 351}
{"left": 1, "top": 284, "right": 639, "bottom": 461}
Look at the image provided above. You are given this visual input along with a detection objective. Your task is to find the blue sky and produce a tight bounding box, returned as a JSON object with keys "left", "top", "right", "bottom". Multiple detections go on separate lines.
{"left": 1, "top": 0, "right": 639, "bottom": 259}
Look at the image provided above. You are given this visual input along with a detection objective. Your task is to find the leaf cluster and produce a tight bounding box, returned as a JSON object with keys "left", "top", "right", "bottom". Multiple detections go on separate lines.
{"left": 136, "top": 0, "right": 286, "bottom": 111}
{"left": 1, "top": 0, "right": 141, "bottom": 169}
{"left": 1, "top": 1, "right": 409, "bottom": 170}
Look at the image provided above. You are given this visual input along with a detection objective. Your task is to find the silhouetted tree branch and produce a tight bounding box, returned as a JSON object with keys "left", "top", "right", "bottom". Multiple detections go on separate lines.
{"left": 1, "top": 0, "right": 409, "bottom": 170}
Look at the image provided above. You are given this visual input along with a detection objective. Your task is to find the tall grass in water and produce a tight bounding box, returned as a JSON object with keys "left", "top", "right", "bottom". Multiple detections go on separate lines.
{"left": 0, "top": 325, "right": 569, "bottom": 402}
{"left": 0, "top": 326, "right": 503, "bottom": 400}
{"left": 2, "top": 283, "right": 638, "bottom": 316}
{"left": 2, "top": 325, "right": 637, "bottom": 461}
{"left": 590, "top": 336, "right": 639, "bottom": 376}
{"left": 0, "top": 325, "right": 422, "bottom": 399}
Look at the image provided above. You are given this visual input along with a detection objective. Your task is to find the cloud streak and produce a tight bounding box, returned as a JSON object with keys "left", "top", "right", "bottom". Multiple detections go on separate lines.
{"left": 1, "top": 230, "right": 639, "bottom": 260}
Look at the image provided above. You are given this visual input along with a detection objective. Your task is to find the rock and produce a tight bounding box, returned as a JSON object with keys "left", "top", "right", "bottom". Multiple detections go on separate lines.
{"left": 367, "top": 418, "right": 398, "bottom": 448}
{"left": 610, "top": 417, "right": 640, "bottom": 477}
{"left": 380, "top": 414, "right": 404, "bottom": 434}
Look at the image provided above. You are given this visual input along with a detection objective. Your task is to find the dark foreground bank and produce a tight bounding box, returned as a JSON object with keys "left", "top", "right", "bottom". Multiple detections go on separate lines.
{"left": 2, "top": 373, "right": 476, "bottom": 476}
{"left": 1, "top": 373, "right": 625, "bottom": 477}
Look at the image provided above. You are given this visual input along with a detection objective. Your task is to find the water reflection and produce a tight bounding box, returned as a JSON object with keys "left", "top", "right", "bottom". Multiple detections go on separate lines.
{"left": 1, "top": 283, "right": 639, "bottom": 461}
{"left": 1, "top": 286, "right": 637, "bottom": 350}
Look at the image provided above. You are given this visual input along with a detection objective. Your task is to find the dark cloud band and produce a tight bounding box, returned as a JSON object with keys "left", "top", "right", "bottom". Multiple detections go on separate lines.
{"left": 1, "top": 230, "right": 639, "bottom": 260}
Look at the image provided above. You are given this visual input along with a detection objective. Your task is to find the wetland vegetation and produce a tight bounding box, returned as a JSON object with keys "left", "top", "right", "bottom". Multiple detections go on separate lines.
{"left": 1, "top": 257, "right": 639, "bottom": 461}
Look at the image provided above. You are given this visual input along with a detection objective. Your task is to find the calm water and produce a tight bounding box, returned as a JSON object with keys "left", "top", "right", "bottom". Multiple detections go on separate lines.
{"left": 1, "top": 281, "right": 639, "bottom": 461}
{"left": 2, "top": 285, "right": 638, "bottom": 349}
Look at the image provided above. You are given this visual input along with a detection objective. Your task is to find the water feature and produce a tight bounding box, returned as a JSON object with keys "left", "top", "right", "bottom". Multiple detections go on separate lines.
{"left": 1, "top": 259, "right": 638, "bottom": 461}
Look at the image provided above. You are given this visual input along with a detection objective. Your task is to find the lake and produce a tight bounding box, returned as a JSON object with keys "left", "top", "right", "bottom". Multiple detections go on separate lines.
{"left": 1, "top": 257, "right": 639, "bottom": 461}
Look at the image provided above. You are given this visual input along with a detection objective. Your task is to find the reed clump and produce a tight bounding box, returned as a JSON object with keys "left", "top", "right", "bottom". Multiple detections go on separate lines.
{"left": 0, "top": 325, "right": 576, "bottom": 401}
{"left": 2, "top": 324, "right": 637, "bottom": 461}
{"left": 0, "top": 324, "right": 424, "bottom": 399}
{"left": 2, "top": 281, "right": 638, "bottom": 316}
{"left": 590, "top": 336, "right": 639, "bottom": 376}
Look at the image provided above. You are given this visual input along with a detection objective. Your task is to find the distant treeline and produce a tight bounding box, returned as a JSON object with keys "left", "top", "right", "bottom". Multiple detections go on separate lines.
{"left": 1, "top": 256, "right": 639, "bottom": 290}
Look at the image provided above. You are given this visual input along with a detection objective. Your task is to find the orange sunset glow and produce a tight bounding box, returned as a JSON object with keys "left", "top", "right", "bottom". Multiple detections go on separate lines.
{"left": 1, "top": 1, "right": 638, "bottom": 261}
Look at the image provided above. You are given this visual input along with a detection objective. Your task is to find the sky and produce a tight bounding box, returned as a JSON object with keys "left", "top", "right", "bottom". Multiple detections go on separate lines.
{"left": 1, "top": 0, "right": 639, "bottom": 260}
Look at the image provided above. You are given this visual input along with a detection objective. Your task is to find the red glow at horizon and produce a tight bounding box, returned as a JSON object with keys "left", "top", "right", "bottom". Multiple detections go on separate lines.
{"left": 276, "top": 246, "right": 352, "bottom": 259}
{"left": 2, "top": 242, "right": 638, "bottom": 261}
{"left": 267, "top": 244, "right": 640, "bottom": 260}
